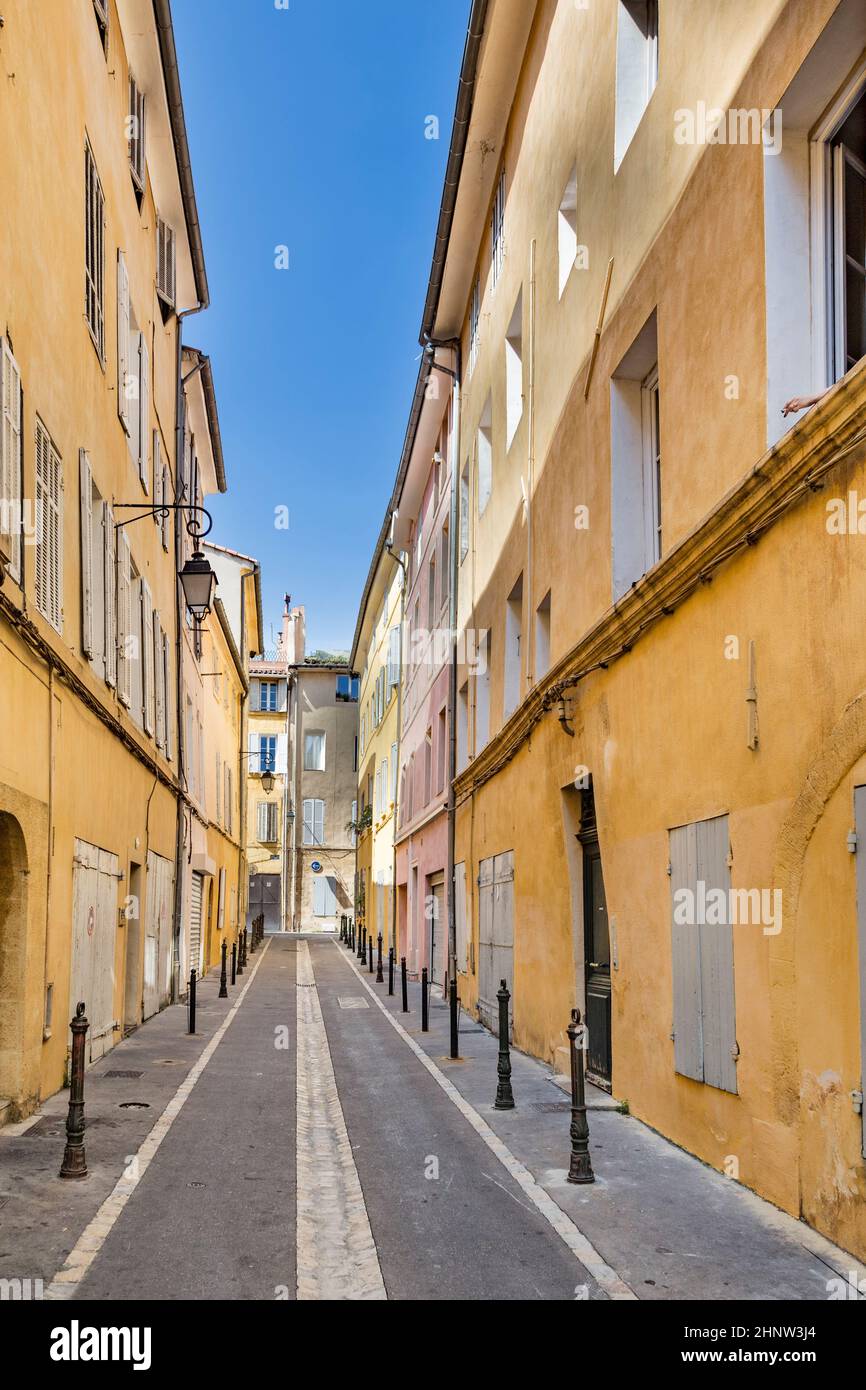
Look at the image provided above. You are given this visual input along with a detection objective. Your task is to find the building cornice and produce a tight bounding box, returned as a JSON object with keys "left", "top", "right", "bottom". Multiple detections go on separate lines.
{"left": 455, "top": 362, "right": 866, "bottom": 801}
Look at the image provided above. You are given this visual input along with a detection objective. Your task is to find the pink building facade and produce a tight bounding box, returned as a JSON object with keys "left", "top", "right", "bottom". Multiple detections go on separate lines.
{"left": 394, "top": 357, "right": 455, "bottom": 993}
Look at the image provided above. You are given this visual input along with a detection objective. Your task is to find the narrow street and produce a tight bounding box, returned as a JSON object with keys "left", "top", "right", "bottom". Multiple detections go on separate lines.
{"left": 4, "top": 933, "right": 862, "bottom": 1309}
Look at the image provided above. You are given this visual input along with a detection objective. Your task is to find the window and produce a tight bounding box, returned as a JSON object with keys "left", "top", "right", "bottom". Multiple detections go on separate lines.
{"left": 117, "top": 254, "right": 150, "bottom": 488}
{"left": 259, "top": 680, "right": 277, "bottom": 712}
{"left": 610, "top": 310, "right": 660, "bottom": 600}
{"left": 225, "top": 766, "right": 233, "bottom": 835}
{"left": 459, "top": 462, "right": 470, "bottom": 563}
{"left": 669, "top": 814, "right": 737, "bottom": 1094}
{"left": 440, "top": 521, "right": 450, "bottom": 612}
{"left": 387, "top": 625, "right": 401, "bottom": 690}
{"left": 35, "top": 420, "right": 62, "bottom": 632}
{"left": 457, "top": 681, "right": 469, "bottom": 773}
{"left": 558, "top": 166, "right": 578, "bottom": 298}
{"left": 831, "top": 91, "right": 866, "bottom": 379}
{"left": 259, "top": 735, "right": 277, "bottom": 773}
{"left": 313, "top": 876, "right": 337, "bottom": 917}
{"left": 215, "top": 753, "right": 222, "bottom": 824}
{"left": 437, "top": 706, "right": 447, "bottom": 794}
{"left": 503, "top": 575, "right": 523, "bottom": 720}
{"left": 469, "top": 275, "right": 480, "bottom": 373}
{"left": 505, "top": 291, "right": 523, "bottom": 449}
{"left": 304, "top": 731, "right": 326, "bottom": 771}
{"left": 257, "top": 801, "right": 279, "bottom": 843}
{"left": 535, "top": 590, "right": 551, "bottom": 681}
{"left": 85, "top": 140, "right": 105, "bottom": 360}
{"left": 1, "top": 338, "right": 22, "bottom": 581}
{"left": 93, "top": 0, "right": 109, "bottom": 49}
{"left": 614, "top": 0, "right": 659, "bottom": 170}
{"left": 390, "top": 742, "right": 398, "bottom": 803}
{"left": 302, "top": 798, "right": 324, "bottom": 846}
{"left": 491, "top": 167, "right": 506, "bottom": 289}
{"left": 424, "top": 732, "right": 432, "bottom": 806}
{"left": 336, "top": 673, "right": 359, "bottom": 701}
{"left": 156, "top": 216, "right": 176, "bottom": 309}
{"left": 475, "top": 631, "right": 491, "bottom": 751}
{"left": 477, "top": 394, "right": 493, "bottom": 516}
{"left": 427, "top": 555, "right": 437, "bottom": 630}
{"left": 350, "top": 799, "right": 358, "bottom": 847}
{"left": 128, "top": 75, "right": 146, "bottom": 200}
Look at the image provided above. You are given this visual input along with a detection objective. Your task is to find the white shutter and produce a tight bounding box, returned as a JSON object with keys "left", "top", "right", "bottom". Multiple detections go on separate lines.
{"left": 157, "top": 217, "right": 176, "bottom": 307}
{"left": 154, "top": 608, "right": 165, "bottom": 748}
{"left": 138, "top": 336, "right": 149, "bottom": 488}
{"left": 140, "top": 579, "right": 154, "bottom": 735}
{"left": 216, "top": 752, "right": 222, "bottom": 823}
{"left": 162, "top": 627, "right": 173, "bottom": 757}
{"left": 35, "top": 420, "right": 62, "bottom": 632}
{"left": 117, "top": 252, "right": 130, "bottom": 433}
{"left": 276, "top": 733, "right": 288, "bottom": 774}
{"left": 117, "top": 531, "right": 131, "bottom": 706}
{"left": 103, "top": 502, "right": 116, "bottom": 687}
{"left": 455, "top": 862, "right": 468, "bottom": 973}
{"left": 217, "top": 867, "right": 226, "bottom": 932}
{"left": 314, "top": 799, "right": 324, "bottom": 845}
{"left": 160, "top": 459, "right": 170, "bottom": 551}
{"left": 257, "top": 801, "right": 268, "bottom": 841}
{"left": 1, "top": 338, "right": 22, "bottom": 577}
{"left": 152, "top": 431, "right": 160, "bottom": 522}
{"left": 79, "top": 451, "right": 94, "bottom": 657}
{"left": 249, "top": 730, "right": 259, "bottom": 771}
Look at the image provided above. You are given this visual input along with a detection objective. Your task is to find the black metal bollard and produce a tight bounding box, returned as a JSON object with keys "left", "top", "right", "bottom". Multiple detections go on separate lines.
{"left": 450, "top": 978, "right": 459, "bottom": 1060}
{"left": 401, "top": 956, "right": 409, "bottom": 1013}
{"left": 59, "top": 1003, "right": 89, "bottom": 1179}
{"left": 368, "top": 934, "right": 375, "bottom": 974}
{"left": 237, "top": 933, "right": 244, "bottom": 977}
{"left": 188, "top": 969, "right": 197, "bottom": 1033}
{"left": 494, "top": 979, "right": 515, "bottom": 1110}
{"left": 421, "top": 967, "right": 429, "bottom": 1032}
{"left": 231, "top": 941, "right": 237, "bottom": 987}
{"left": 376, "top": 932, "right": 384, "bottom": 984}
{"left": 219, "top": 939, "right": 228, "bottom": 998}
{"left": 388, "top": 947, "right": 394, "bottom": 996}
{"left": 241, "top": 929, "right": 247, "bottom": 969}
{"left": 357, "top": 925, "right": 363, "bottom": 961}
{"left": 566, "top": 1008, "right": 595, "bottom": 1184}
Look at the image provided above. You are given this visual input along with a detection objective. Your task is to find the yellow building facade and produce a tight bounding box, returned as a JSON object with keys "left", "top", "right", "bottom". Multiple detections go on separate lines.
{"left": 352, "top": 549, "right": 403, "bottom": 952}
{"left": 0, "top": 0, "right": 253, "bottom": 1119}
{"left": 415, "top": 0, "right": 866, "bottom": 1258}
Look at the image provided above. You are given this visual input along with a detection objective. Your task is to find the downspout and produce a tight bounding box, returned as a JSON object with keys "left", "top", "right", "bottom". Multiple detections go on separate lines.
{"left": 446, "top": 347, "right": 462, "bottom": 1055}
{"left": 170, "top": 308, "right": 202, "bottom": 1001}
{"left": 526, "top": 239, "right": 536, "bottom": 690}
{"left": 384, "top": 535, "right": 408, "bottom": 958}
{"left": 290, "top": 668, "right": 300, "bottom": 931}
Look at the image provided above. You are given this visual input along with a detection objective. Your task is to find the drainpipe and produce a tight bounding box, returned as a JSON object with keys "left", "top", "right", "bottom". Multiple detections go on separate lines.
{"left": 290, "top": 667, "right": 300, "bottom": 930}
{"left": 384, "top": 528, "right": 408, "bottom": 958}
{"left": 445, "top": 347, "right": 462, "bottom": 1054}
{"left": 170, "top": 307, "right": 202, "bottom": 1001}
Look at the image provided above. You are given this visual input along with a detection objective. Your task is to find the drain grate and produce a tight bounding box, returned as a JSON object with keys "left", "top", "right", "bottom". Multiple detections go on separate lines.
{"left": 118, "top": 1101, "right": 150, "bottom": 1110}
{"left": 531, "top": 1101, "right": 572, "bottom": 1113}
{"left": 101, "top": 1070, "right": 144, "bottom": 1080}
{"left": 0, "top": 1197, "right": 9, "bottom": 1209}
{"left": 28, "top": 1115, "right": 117, "bottom": 1136}
{"left": 338, "top": 997, "right": 369, "bottom": 1010}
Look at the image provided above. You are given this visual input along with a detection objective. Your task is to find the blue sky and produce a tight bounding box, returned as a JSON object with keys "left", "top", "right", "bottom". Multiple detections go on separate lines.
{"left": 171, "top": 0, "right": 468, "bottom": 654}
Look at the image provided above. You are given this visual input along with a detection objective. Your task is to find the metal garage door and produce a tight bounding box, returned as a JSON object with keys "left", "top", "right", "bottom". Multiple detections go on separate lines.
{"left": 189, "top": 871, "right": 204, "bottom": 978}
{"left": 71, "top": 839, "right": 120, "bottom": 1063}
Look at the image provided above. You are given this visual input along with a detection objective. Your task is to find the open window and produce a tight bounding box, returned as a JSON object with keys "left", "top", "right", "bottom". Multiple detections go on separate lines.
{"left": 764, "top": 6, "right": 866, "bottom": 444}
{"left": 610, "top": 310, "right": 660, "bottom": 599}
{"left": 614, "top": 0, "right": 659, "bottom": 171}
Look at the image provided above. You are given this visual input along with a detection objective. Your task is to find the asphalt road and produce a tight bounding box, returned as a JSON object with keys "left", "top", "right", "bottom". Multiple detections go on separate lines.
{"left": 73, "top": 935, "right": 595, "bottom": 1302}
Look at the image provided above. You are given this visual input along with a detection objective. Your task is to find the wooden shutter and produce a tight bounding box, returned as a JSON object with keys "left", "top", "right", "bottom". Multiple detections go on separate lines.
{"left": 669, "top": 815, "right": 737, "bottom": 1093}
{"left": 138, "top": 337, "right": 149, "bottom": 488}
{"left": 314, "top": 799, "right": 324, "bottom": 845}
{"left": 157, "top": 217, "right": 176, "bottom": 307}
{"left": 1, "top": 338, "right": 22, "bottom": 576}
{"left": 152, "top": 431, "right": 160, "bottom": 523}
{"left": 116, "top": 531, "right": 132, "bottom": 706}
{"left": 117, "top": 252, "right": 130, "bottom": 432}
{"left": 160, "top": 456, "right": 170, "bottom": 551}
{"left": 35, "top": 420, "right": 62, "bottom": 632}
{"left": 162, "top": 627, "right": 173, "bottom": 757}
{"left": 154, "top": 607, "right": 165, "bottom": 748}
{"left": 276, "top": 733, "right": 288, "bottom": 774}
{"left": 140, "top": 579, "right": 154, "bottom": 734}
{"left": 455, "top": 861, "right": 468, "bottom": 973}
{"left": 103, "top": 502, "right": 116, "bottom": 687}
{"left": 217, "top": 867, "right": 226, "bottom": 932}
{"left": 79, "top": 451, "right": 94, "bottom": 657}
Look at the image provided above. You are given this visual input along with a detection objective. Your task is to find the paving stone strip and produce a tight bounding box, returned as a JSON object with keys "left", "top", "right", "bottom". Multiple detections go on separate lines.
{"left": 295, "top": 942, "right": 386, "bottom": 1300}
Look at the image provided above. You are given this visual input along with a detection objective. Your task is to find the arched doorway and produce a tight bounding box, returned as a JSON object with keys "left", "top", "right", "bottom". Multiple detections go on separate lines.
{"left": 0, "top": 811, "right": 28, "bottom": 1114}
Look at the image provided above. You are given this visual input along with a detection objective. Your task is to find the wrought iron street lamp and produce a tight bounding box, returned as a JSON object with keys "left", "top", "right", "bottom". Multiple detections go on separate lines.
{"left": 114, "top": 501, "right": 217, "bottom": 623}
{"left": 261, "top": 769, "right": 275, "bottom": 794}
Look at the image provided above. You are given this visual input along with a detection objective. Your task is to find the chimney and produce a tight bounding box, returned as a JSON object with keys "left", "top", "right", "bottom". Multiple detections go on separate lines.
{"left": 290, "top": 605, "right": 306, "bottom": 665}
{"left": 277, "top": 594, "right": 291, "bottom": 658}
